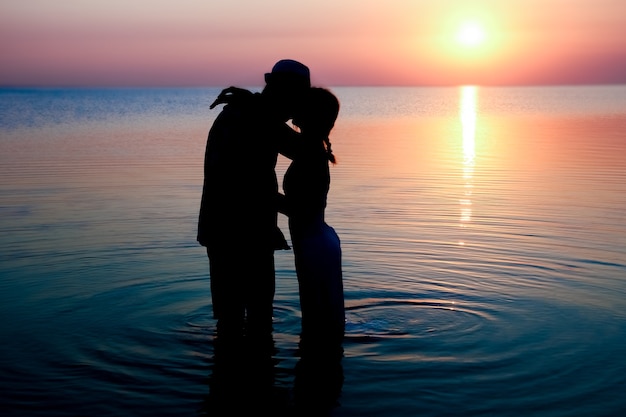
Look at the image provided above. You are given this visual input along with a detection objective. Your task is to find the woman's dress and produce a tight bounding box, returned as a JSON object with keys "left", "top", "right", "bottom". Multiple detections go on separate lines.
{"left": 282, "top": 139, "right": 345, "bottom": 349}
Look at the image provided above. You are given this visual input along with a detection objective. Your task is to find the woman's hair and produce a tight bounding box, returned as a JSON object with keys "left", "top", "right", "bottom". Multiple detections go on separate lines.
{"left": 301, "top": 87, "right": 339, "bottom": 164}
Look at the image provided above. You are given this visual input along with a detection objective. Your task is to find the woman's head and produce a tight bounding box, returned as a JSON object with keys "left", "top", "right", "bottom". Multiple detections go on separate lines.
{"left": 293, "top": 87, "right": 340, "bottom": 164}
{"left": 293, "top": 87, "right": 339, "bottom": 136}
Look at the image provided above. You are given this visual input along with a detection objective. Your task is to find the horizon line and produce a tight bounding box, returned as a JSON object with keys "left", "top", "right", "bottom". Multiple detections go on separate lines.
{"left": 2, "top": 81, "right": 626, "bottom": 89}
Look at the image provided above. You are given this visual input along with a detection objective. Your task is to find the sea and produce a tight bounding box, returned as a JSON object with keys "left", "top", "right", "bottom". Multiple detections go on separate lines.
{"left": 1, "top": 85, "right": 625, "bottom": 417}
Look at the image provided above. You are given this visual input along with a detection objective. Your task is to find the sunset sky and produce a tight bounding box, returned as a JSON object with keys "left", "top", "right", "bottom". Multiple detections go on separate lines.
{"left": 1, "top": 0, "right": 625, "bottom": 87}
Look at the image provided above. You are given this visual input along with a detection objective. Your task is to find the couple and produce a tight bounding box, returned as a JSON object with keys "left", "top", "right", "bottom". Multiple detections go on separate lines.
{"left": 197, "top": 59, "right": 345, "bottom": 408}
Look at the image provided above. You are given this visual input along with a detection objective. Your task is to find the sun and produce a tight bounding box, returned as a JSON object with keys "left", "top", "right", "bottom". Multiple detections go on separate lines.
{"left": 457, "top": 22, "right": 486, "bottom": 47}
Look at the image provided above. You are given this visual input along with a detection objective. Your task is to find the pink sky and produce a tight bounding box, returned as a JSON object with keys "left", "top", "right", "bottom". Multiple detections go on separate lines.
{"left": 1, "top": 0, "right": 625, "bottom": 87}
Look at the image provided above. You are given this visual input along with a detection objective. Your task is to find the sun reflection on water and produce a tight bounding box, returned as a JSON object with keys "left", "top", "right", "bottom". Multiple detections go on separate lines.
{"left": 459, "top": 86, "right": 477, "bottom": 241}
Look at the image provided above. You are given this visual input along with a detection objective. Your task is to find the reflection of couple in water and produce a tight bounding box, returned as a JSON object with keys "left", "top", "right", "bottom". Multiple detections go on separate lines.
{"left": 197, "top": 59, "right": 345, "bottom": 414}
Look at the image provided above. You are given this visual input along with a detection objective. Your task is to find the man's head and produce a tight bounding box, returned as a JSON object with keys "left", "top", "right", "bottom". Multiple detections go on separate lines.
{"left": 262, "top": 59, "right": 311, "bottom": 121}
{"left": 264, "top": 59, "right": 311, "bottom": 89}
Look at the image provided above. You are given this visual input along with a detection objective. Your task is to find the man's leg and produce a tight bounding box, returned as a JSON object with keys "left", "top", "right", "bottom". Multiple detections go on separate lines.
{"left": 244, "top": 249, "right": 276, "bottom": 340}
{"left": 207, "top": 247, "right": 245, "bottom": 339}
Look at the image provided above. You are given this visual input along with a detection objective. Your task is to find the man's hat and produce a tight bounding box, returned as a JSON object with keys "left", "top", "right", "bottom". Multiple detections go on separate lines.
{"left": 265, "top": 59, "right": 311, "bottom": 87}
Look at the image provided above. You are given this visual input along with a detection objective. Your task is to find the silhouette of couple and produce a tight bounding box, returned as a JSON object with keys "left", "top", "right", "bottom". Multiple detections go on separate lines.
{"left": 197, "top": 59, "right": 345, "bottom": 412}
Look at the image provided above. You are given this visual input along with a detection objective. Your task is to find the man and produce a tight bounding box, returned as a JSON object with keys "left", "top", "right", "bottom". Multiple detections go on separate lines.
{"left": 197, "top": 59, "right": 311, "bottom": 341}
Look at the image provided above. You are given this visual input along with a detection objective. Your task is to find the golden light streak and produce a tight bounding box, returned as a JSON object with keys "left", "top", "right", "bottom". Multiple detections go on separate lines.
{"left": 459, "top": 85, "right": 477, "bottom": 241}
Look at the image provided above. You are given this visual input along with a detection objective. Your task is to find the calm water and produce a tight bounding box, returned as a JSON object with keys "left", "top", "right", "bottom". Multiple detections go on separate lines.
{"left": 1, "top": 85, "right": 625, "bottom": 416}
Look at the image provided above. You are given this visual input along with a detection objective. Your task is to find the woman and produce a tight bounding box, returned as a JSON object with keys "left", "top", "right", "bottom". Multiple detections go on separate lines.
{"left": 278, "top": 87, "right": 345, "bottom": 408}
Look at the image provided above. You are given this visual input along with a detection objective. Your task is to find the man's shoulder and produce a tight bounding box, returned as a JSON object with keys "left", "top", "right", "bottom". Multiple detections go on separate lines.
{"left": 210, "top": 92, "right": 266, "bottom": 136}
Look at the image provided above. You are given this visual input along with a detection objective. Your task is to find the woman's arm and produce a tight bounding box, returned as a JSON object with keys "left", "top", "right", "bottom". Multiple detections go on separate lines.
{"left": 276, "top": 192, "right": 290, "bottom": 216}
{"left": 210, "top": 86, "right": 253, "bottom": 109}
{"left": 275, "top": 123, "right": 303, "bottom": 160}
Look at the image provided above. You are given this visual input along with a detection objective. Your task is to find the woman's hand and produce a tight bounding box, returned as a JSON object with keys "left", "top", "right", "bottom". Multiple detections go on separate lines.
{"left": 210, "top": 86, "right": 253, "bottom": 109}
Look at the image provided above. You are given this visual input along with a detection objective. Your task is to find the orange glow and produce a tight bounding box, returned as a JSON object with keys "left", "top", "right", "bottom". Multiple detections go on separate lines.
{"left": 1, "top": 1, "right": 625, "bottom": 86}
